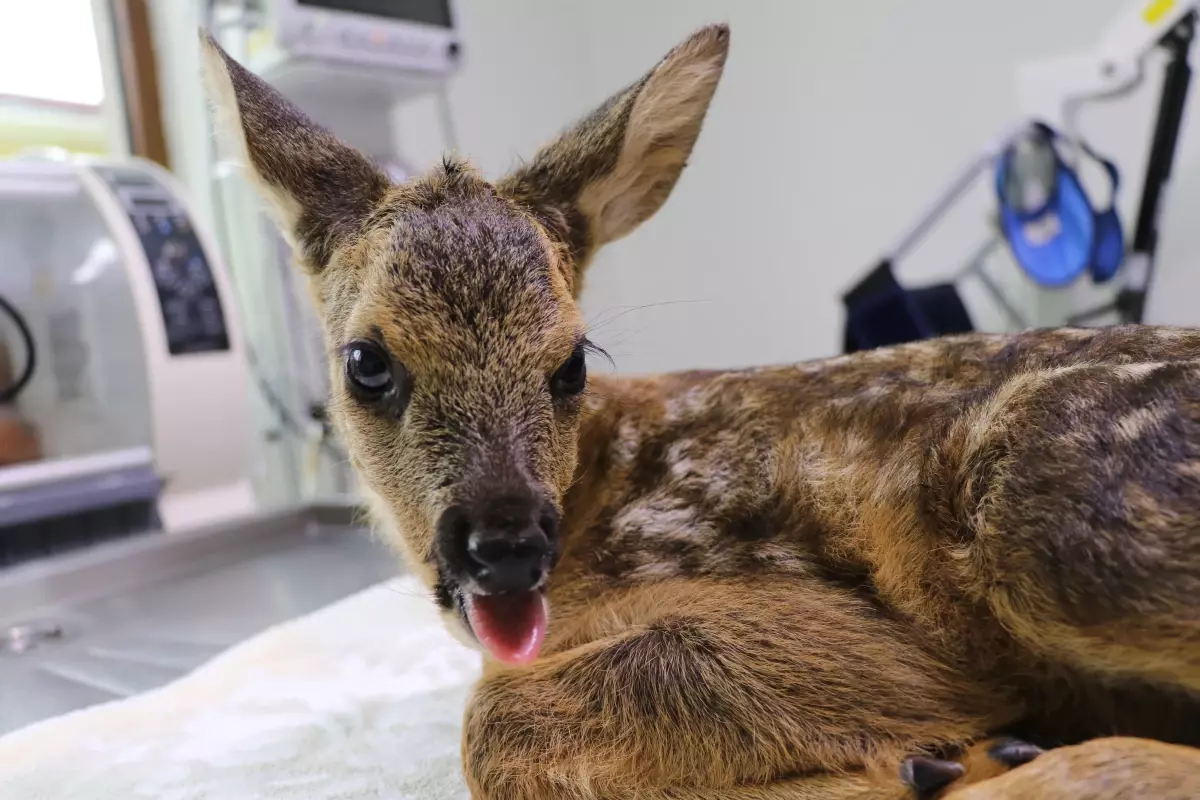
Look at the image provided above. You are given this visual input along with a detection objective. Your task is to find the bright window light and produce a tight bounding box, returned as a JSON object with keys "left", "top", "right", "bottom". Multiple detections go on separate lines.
{"left": 0, "top": 0, "right": 105, "bottom": 106}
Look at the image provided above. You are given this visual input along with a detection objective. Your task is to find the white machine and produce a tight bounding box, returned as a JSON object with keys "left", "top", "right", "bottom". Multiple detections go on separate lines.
{"left": 205, "top": 0, "right": 461, "bottom": 507}
{"left": 0, "top": 155, "right": 257, "bottom": 562}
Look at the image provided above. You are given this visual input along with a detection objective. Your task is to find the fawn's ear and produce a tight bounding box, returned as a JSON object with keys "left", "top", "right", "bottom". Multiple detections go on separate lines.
{"left": 498, "top": 24, "right": 728, "bottom": 286}
{"left": 199, "top": 31, "right": 390, "bottom": 272}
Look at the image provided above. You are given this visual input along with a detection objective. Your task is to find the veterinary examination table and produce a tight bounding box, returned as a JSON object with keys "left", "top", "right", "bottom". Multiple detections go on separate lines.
{"left": 0, "top": 506, "right": 480, "bottom": 799}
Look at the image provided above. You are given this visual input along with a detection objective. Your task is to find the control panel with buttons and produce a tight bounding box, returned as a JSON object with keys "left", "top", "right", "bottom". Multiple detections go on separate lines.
{"left": 92, "top": 167, "right": 231, "bottom": 356}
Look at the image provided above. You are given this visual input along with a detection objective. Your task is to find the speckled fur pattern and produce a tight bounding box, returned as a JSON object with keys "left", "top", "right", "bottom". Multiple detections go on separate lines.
{"left": 202, "top": 24, "right": 1200, "bottom": 800}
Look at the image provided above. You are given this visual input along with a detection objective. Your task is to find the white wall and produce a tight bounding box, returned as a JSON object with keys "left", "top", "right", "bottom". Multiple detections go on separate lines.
{"left": 557, "top": 0, "right": 1166, "bottom": 374}
{"left": 442, "top": 1, "right": 1200, "bottom": 375}
{"left": 440, "top": 0, "right": 592, "bottom": 174}
{"left": 158, "top": 0, "right": 1200, "bottom": 383}
{"left": 402, "top": 1, "right": 1200, "bottom": 375}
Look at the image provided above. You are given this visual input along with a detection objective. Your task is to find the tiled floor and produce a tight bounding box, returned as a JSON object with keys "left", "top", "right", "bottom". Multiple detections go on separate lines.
{"left": 0, "top": 527, "right": 399, "bottom": 735}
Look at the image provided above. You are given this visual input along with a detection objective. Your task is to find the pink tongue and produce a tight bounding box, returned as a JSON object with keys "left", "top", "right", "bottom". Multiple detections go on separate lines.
{"left": 465, "top": 591, "right": 547, "bottom": 665}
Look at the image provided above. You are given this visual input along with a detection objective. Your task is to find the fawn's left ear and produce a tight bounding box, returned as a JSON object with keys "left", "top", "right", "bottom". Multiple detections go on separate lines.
{"left": 199, "top": 31, "right": 390, "bottom": 272}
{"left": 498, "top": 24, "right": 729, "bottom": 292}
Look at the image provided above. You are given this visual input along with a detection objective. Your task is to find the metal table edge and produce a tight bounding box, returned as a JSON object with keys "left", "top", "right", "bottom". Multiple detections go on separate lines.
{"left": 0, "top": 503, "right": 370, "bottom": 624}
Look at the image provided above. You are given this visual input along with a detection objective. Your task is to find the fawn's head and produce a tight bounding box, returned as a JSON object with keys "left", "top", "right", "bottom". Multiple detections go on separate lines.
{"left": 202, "top": 25, "right": 728, "bottom": 663}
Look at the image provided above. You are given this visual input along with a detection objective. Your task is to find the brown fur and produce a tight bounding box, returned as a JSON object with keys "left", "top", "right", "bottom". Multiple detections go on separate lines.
{"left": 201, "top": 25, "right": 1200, "bottom": 799}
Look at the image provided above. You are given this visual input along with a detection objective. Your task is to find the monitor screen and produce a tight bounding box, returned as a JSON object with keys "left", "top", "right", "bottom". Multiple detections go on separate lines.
{"left": 297, "top": 0, "right": 453, "bottom": 28}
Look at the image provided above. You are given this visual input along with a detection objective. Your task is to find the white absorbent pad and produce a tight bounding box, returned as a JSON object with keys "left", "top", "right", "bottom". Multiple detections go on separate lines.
{"left": 0, "top": 576, "right": 480, "bottom": 799}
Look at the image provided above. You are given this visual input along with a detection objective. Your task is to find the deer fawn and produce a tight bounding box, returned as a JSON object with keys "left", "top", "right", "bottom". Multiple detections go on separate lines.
{"left": 203, "top": 24, "right": 1200, "bottom": 800}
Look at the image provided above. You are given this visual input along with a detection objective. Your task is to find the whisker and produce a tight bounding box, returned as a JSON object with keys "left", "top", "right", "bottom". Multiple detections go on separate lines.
{"left": 384, "top": 582, "right": 435, "bottom": 600}
{"left": 586, "top": 299, "right": 712, "bottom": 336}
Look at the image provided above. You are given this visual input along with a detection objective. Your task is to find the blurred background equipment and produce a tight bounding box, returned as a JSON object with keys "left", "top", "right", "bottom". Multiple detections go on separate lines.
{"left": 844, "top": 0, "right": 1195, "bottom": 352}
{"left": 1020, "top": 1, "right": 1195, "bottom": 325}
{"left": 0, "top": 155, "right": 256, "bottom": 565}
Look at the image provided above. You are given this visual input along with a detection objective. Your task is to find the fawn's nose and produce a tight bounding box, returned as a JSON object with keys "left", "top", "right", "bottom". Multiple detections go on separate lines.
{"left": 438, "top": 496, "right": 559, "bottom": 594}
{"left": 465, "top": 527, "right": 548, "bottom": 594}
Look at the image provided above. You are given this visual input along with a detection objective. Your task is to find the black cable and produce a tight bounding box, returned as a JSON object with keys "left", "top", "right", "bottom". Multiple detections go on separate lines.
{"left": 0, "top": 293, "right": 36, "bottom": 404}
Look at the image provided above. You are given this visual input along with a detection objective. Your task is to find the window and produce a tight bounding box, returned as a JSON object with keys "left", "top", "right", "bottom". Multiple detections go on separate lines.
{"left": 0, "top": 0, "right": 105, "bottom": 107}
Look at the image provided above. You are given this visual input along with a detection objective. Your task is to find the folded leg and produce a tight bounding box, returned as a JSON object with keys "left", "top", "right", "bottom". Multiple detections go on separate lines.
{"left": 944, "top": 737, "right": 1200, "bottom": 800}
{"left": 463, "top": 578, "right": 1009, "bottom": 800}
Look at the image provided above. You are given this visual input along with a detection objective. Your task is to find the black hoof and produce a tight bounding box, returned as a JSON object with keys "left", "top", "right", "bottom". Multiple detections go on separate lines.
{"left": 988, "top": 737, "right": 1045, "bottom": 768}
{"left": 900, "top": 755, "right": 965, "bottom": 799}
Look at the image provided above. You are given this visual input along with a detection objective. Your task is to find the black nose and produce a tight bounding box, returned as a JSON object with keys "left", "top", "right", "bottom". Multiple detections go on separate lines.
{"left": 438, "top": 496, "right": 558, "bottom": 594}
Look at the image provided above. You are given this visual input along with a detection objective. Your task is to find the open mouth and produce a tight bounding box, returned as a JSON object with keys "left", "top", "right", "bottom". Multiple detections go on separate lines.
{"left": 458, "top": 589, "right": 548, "bottom": 666}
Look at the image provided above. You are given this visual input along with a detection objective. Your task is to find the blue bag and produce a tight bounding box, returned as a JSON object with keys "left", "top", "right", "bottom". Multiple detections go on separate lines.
{"left": 995, "top": 122, "right": 1124, "bottom": 287}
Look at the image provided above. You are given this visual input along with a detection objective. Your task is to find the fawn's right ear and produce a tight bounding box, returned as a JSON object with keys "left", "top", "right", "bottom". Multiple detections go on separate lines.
{"left": 199, "top": 31, "right": 390, "bottom": 272}
{"left": 498, "top": 24, "right": 729, "bottom": 292}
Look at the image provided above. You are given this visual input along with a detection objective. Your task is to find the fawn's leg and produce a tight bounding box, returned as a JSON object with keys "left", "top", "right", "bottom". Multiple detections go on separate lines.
{"left": 667, "top": 738, "right": 1050, "bottom": 800}
{"left": 928, "top": 361, "right": 1200, "bottom": 689}
{"left": 943, "top": 737, "right": 1200, "bottom": 800}
{"left": 463, "top": 578, "right": 1010, "bottom": 800}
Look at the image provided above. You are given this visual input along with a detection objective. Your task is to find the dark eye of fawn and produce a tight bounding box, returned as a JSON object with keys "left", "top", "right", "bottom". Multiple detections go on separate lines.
{"left": 345, "top": 342, "right": 394, "bottom": 396}
{"left": 552, "top": 345, "right": 588, "bottom": 397}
